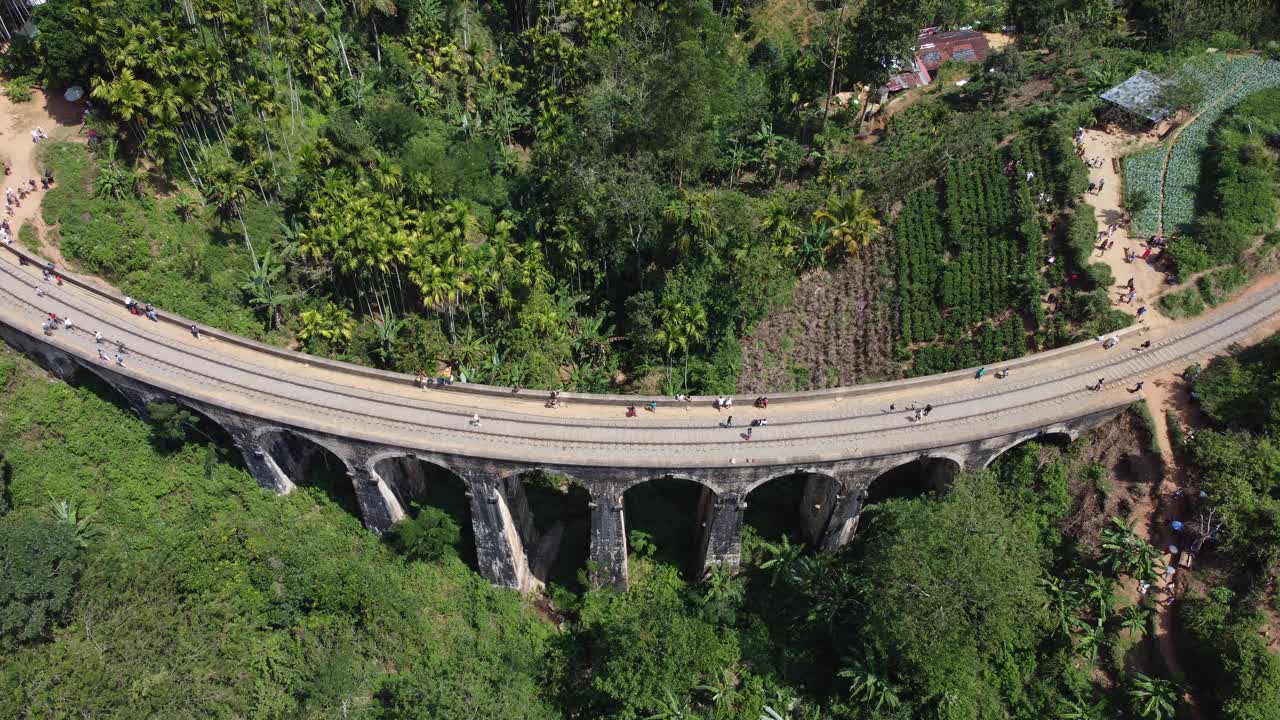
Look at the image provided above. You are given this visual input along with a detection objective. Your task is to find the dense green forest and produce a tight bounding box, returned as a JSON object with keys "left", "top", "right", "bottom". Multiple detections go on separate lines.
{"left": 0, "top": 336, "right": 1263, "bottom": 719}
{"left": 3, "top": 0, "right": 1275, "bottom": 390}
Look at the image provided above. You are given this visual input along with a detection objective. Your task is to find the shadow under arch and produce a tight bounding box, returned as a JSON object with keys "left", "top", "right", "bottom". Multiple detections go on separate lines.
{"left": 743, "top": 469, "right": 833, "bottom": 546}
{"left": 982, "top": 430, "right": 1075, "bottom": 470}
{"left": 156, "top": 398, "right": 239, "bottom": 451}
{"left": 865, "top": 455, "right": 963, "bottom": 506}
{"left": 497, "top": 468, "right": 592, "bottom": 591}
{"left": 257, "top": 428, "right": 361, "bottom": 518}
{"left": 370, "top": 454, "right": 477, "bottom": 571}
{"left": 623, "top": 474, "right": 717, "bottom": 579}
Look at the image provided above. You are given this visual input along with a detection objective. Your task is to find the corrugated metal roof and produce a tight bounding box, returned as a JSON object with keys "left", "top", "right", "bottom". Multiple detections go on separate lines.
{"left": 1100, "top": 71, "right": 1172, "bottom": 123}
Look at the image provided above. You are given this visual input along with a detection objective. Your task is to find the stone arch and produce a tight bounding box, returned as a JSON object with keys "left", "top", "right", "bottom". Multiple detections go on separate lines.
{"left": 864, "top": 454, "right": 963, "bottom": 506}
{"left": 368, "top": 452, "right": 477, "bottom": 569}
{"left": 980, "top": 429, "right": 1075, "bottom": 469}
{"left": 152, "top": 397, "right": 239, "bottom": 450}
{"left": 742, "top": 468, "right": 837, "bottom": 546}
{"left": 622, "top": 473, "right": 720, "bottom": 578}
{"left": 255, "top": 428, "right": 360, "bottom": 517}
{"left": 620, "top": 471, "right": 722, "bottom": 497}
{"left": 496, "top": 468, "right": 593, "bottom": 589}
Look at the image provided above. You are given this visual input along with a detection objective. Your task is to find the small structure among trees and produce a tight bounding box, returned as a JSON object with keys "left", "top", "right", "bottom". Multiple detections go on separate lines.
{"left": 1100, "top": 71, "right": 1174, "bottom": 126}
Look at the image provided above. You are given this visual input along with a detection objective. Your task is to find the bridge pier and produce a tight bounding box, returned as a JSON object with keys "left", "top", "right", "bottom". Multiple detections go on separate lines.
{"left": 500, "top": 474, "right": 539, "bottom": 558}
{"left": 698, "top": 489, "right": 745, "bottom": 576}
{"left": 351, "top": 460, "right": 407, "bottom": 532}
{"left": 234, "top": 433, "right": 297, "bottom": 494}
{"left": 798, "top": 469, "right": 882, "bottom": 552}
{"left": 465, "top": 474, "right": 536, "bottom": 593}
{"left": 588, "top": 490, "right": 628, "bottom": 589}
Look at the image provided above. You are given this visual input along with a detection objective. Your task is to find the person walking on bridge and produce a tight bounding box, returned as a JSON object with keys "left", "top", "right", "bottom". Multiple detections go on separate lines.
{"left": 469, "top": 413, "right": 481, "bottom": 427}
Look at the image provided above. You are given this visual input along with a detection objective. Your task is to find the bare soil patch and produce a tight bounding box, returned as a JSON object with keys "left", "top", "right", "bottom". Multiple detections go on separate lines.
{"left": 738, "top": 242, "right": 897, "bottom": 392}
{"left": 1064, "top": 410, "right": 1162, "bottom": 555}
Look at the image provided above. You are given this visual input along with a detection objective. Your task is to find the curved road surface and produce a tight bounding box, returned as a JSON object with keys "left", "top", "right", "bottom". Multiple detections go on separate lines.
{"left": 1, "top": 247, "right": 1277, "bottom": 471}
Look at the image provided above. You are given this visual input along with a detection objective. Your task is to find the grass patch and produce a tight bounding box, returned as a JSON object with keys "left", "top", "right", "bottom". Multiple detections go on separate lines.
{"left": 1166, "top": 409, "right": 1186, "bottom": 455}
{"left": 1159, "top": 287, "right": 1207, "bottom": 319}
{"left": 17, "top": 223, "right": 37, "bottom": 251}
{"left": 1130, "top": 399, "right": 1163, "bottom": 460}
{"left": 1196, "top": 265, "right": 1248, "bottom": 307}
{"left": 36, "top": 142, "right": 275, "bottom": 340}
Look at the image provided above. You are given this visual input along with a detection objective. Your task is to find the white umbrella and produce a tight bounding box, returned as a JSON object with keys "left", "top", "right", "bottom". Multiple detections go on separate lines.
{"left": 63, "top": 86, "right": 84, "bottom": 103}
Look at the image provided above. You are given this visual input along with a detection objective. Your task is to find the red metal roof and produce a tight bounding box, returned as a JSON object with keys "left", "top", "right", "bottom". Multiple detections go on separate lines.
{"left": 915, "top": 29, "right": 990, "bottom": 70}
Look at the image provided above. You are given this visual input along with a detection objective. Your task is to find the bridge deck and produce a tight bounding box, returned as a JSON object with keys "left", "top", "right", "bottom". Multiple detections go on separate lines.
{"left": 2, "top": 248, "right": 1278, "bottom": 470}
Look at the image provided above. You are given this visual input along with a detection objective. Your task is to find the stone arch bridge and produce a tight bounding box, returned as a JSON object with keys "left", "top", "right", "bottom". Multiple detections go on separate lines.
{"left": 2, "top": 246, "right": 1277, "bottom": 591}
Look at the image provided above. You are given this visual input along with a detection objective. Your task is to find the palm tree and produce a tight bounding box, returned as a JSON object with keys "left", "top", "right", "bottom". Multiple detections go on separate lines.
{"left": 1040, "top": 575, "right": 1079, "bottom": 637}
{"left": 1073, "top": 618, "right": 1106, "bottom": 661}
{"left": 1083, "top": 570, "right": 1115, "bottom": 622}
{"left": 838, "top": 646, "right": 901, "bottom": 712}
{"left": 371, "top": 313, "right": 405, "bottom": 368}
{"left": 203, "top": 161, "right": 257, "bottom": 264}
{"left": 702, "top": 565, "right": 745, "bottom": 620}
{"left": 813, "top": 188, "right": 882, "bottom": 261}
{"left": 241, "top": 250, "right": 295, "bottom": 330}
{"left": 90, "top": 67, "right": 153, "bottom": 124}
{"left": 1101, "top": 516, "right": 1162, "bottom": 584}
{"left": 1127, "top": 673, "right": 1179, "bottom": 720}
{"left": 654, "top": 300, "right": 707, "bottom": 392}
{"left": 760, "top": 198, "right": 802, "bottom": 258}
{"left": 662, "top": 190, "right": 719, "bottom": 256}
{"left": 1122, "top": 602, "right": 1155, "bottom": 638}
{"left": 45, "top": 496, "right": 100, "bottom": 548}
{"left": 757, "top": 535, "right": 803, "bottom": 589}
{"left": 642, "top": 690, "right": 690, "bottom": 720}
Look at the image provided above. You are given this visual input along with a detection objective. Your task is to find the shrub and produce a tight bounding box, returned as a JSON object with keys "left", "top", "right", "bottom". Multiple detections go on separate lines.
{"left": 387, "top": 506, "right": 461, "bottom": 562}
{"left": 1086, "top": 262, "right": 1114, "bottom": 290}
{"left": 1166, "top": 410, "right": 1186, "bottom": 453}
{"left": 0, "top": 514, "right": 83, "bottom": 648}
{"left": 1207, "top": 31, "right": 1248, "bottom": 50}
{"left": 5, "top": 79, "right": 33, "bottom": 103}
{"left": 1123, "top": 188, "right": 1151, "bottom": 218}
{"left": 1159, "top": 287, "right": 1206, "bottom": 319}
{"left": 1168, "top": 237, "right": 1213, "bottom": 275}
{"left": 1195, "top": 214, "right": 1251, "bottom": 265}
{"left": 1130, "top": 400, "right": 1162, "bottom": 459}
{"left": 1197, "top": 266, "right": 1248, "bottom": 307}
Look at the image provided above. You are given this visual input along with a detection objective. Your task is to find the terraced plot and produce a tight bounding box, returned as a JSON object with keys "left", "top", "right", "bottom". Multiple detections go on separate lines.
{"left": 1121, "top": 55, "right": 1280, "bottom": 235}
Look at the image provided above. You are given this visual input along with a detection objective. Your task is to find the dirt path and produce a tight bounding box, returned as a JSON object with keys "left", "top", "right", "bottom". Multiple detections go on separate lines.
{"left": 1079, "top": 121, "right": 1244, "bottom": 718}
{"left": 1078, "top": 129, "right": 1172, "bottom": 327}
{"left": 0, "top": 88, "right": 85, "bottom": 265}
